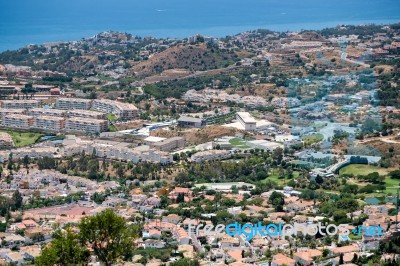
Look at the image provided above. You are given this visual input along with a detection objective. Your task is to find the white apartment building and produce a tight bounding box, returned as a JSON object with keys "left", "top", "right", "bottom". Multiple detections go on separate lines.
{"left": 83, "top": 143, "right": 172, "bottom": 164}
{"left": 141, "top": 150, "right": 173, "bottom": 164}
{"left": 2, "top": 147, "right": 56, "bottom": 160}
{"left": 236, "top": 112, "right": 257, "bottom": 131}
{"left": 0, "top": 100, "right": 40, "bottom": 109}
{"left": 65, "top": 117, "right": 108, "bottom": 134}
{"left": 55, "top": 98, "right": 92, "bottom": 110}
{"left": 28, "top": 108, "right": 67, "bottom": 117}
{"left": 33, "top": 116, "right": 65, "bottom": 131}
{"left": 149, "top": 137, "right": 185, "bottom": 151}
{"left": 92, "top": 99, "right": 137, "bottom": 119}
{"left": 2, "top": 114, "right": 33, "bottom": 129}
{"left": 0, "top": 108, "right": 26, "bottom": 117}
{"left": 67, "top": 109, "right": 106, "bottom": 119}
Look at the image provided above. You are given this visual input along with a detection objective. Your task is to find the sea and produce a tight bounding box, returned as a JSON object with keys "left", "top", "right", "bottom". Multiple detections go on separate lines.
{"left": 0, "top": 0, "right": 400, "bottom": 52}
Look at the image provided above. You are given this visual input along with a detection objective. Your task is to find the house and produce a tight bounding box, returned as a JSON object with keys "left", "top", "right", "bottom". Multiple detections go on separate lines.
{"left": 168, "top": 187, "right": 193, "bottom": 202}
{"left": 329, "top": 244, "right": 359, "bottom": 256}
{"left": 332, "top": 253, "right": 359, "bottom": 265}
{"left": 20, "top": 245, "right": 41, "bottom": 260}
{"left": 143, "top": 228, "right": 162, "bottom": 239}
{"left": 292, "top": 215, "right": 309, "bottom": 224}
{"left": 294, "top": 249, "right": 322, "bottom": 265}
{"left": 220, "top": 236, "right": 240, "bottom": 249}
{"left": 131, "top": 194, "right": 147, "bottom": 205}
{"left": 143, "top": 197, "right": 161, "bottom": 207}
{"left": 285, "top": 200, "right": 314, "bottom": 212}
{"left": 245, "top": 205, "right": 265, "bottom": 215}
{"left": 162, "top": 214, "right": 181, "bottom": 225}
{"left": 173, "top": 227, "right": 191, "bottom": 245}
{"left": 272, "top": 253, "right": 296, "bottom": 266}
{"left": 2, "top": 234, "right": 26, "bottom": 246}
{"left": 2, "top": 252, "right": 24, "bottom": 265}
{"left": 143, "top": 239, "right": 166, "bottom": 249}
{"left": 271, "top": 239, "right": 290, "bottom": 250}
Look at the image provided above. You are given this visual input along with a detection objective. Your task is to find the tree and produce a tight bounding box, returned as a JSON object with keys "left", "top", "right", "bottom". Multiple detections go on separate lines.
{"left": 79, "top": 209, "right": 140, "bottom": 266}
{"left": 35, "top": 226, "right": 90, "bottom": 266}
{"left": 23, "top": 155, "right": 30, "bottom": 169}
{"left": 272, "top": 148, "right": 283, "bottom": 163}
{"left": 12, "top": 190, "right": 23, "bottom": 210}
{"left": 339, "top": 253, "right": 344, "bottom": 265}
{"left": 170, "top": 258, "right": 200, "bottom": 266}
{"left": 176, "top": 192, "right": 185, "bottom": 203}
{"left": 389, "top": 170, "right": 400, "bottom": 179}
{"left": 7, "top": 153, "right": 13, "bottom": 171}
{"left": 315, "top": 175, "right": 323, "bottom": 184}
{"left": 268, "top": 191, "right": 285, "bottom": 211}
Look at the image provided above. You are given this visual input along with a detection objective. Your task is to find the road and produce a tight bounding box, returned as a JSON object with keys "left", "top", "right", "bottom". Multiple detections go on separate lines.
{"left": 341, "top": 52, "right": 370, "bottom": 68}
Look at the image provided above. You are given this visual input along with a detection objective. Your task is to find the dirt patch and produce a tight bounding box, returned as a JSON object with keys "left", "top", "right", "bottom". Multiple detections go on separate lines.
{"left": 150, "top": 125, "right": 245, "bottom": 145}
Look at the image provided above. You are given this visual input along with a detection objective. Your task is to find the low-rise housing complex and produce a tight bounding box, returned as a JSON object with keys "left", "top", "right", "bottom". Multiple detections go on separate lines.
{"left": 0, "top": 100, "right": 40, "bottom": 109}
{"left": 67, "top": 109, "right": 106, "bottom": 119}
{"left": 65, "top": 117, "right": 108, "bottom": 134}
{"left": 55, "top": 98, "right": 92, "bottom": 110}
{"left": 28, "top": 108, "right": 67, "bottom": 117}
{"left": 2, "top": 114, "right": 33, "bottom": 129}
{"left": 33, "top": 116, "right": 65, "bottom": 131}
{"left": 0, "top": 108, "right": 26, "bottom": 117}
{"left": 92, "top": 99, "right": 138, "bottom": 119}
{"left": 149, "top": 137, "right": 185, "bottom": 151}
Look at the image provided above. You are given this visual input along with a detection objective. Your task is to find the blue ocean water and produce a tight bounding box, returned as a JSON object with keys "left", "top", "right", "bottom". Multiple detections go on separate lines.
{"left": 0, "top": 0, "right": 399, "bottom": 51}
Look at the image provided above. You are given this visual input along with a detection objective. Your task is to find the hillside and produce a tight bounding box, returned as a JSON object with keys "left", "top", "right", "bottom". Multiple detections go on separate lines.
{"left": 132, "top": 43, "right": 240, "bottom": 77}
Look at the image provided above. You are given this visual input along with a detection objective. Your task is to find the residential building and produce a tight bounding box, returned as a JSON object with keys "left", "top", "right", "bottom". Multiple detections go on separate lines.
{"left": 55, "top": 98, "right": 92, "bottom": 110}
{"left": 33, "top": 116, "right": 65, "bottom": 131}
{"left": 28, "top": 108, "right": 66, "bottom": 117}
{"left": 2, "top": 114, "right": 33, "bottom": 129}
{"left": 143, "top": 239, "right": 166, "bottom": 249}
{"left": 67, "top": 109, "right": 106, "bottom": 119}
{"left": 272, "top": 253, "right": 296, "bottom": 266}
{"left": 237, "top": 112, "right": 256, "bottom": 131}
{"left": 169, "top": 187, "right": 193, "bottom": 202}
{"left": 65, "top": 117, "right": 108, "bottom": 134}
{"left": 173, "top": 227, "right": 191, "bottom": 245}
{"left": 141, "top": 149, "right": 173, "bottom": 164}
{"left": 0, "top": 100, "right": 39, "bottom": 109}
{"left": 149, "top": 137, "right": 185, "bottom": 151}
{"left": 0, "top": 132, "right": 14, "bottom": 149}
{"left": 0, "top": 108, "right": 26, "bottom": 117}
{"left": 177, "top": 116, "right": 205, "bottom": 128}
{"left": 92, "top": 99, "right": 138, "bottom": 119}
{"left": 294, "top": 249, "right": 322, "bottom": 265}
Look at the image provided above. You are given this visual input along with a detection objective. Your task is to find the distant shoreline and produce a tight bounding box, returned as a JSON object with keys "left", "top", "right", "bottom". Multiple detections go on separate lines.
{"left": 1, "top": 19, "right": 399, "bottom": 52}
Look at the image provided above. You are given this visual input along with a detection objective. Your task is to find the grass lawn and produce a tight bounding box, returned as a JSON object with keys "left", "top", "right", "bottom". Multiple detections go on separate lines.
{"left": 108, "top": 124, "right": 118, "bottom": 132}
{"left": 106, "top": 113, "right": 118, "bottom": 122}
{"left": 301, "top": 133, "right": 324, "bottom": 145}
{"left": 339, "top": 164, "right": 392, "bottom": 176}
{"left": 384, "top": 177, "right": 400, "bottom": 194}
{"left": 229, "top": 138, "right": 250, "bottom": 149}
{"left": 340, "top": 164, "right": 399, "bottom": 195}
{"left": 2, "top": 130, "right": 43, "bottom": 147}
{"left": 261, "top": 168, "right": 299, "bottom": 186}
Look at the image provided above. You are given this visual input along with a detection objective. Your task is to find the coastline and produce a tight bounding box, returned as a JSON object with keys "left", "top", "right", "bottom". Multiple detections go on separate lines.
{"left": 0, "top": 18, "right": 399, "bottom": 52}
